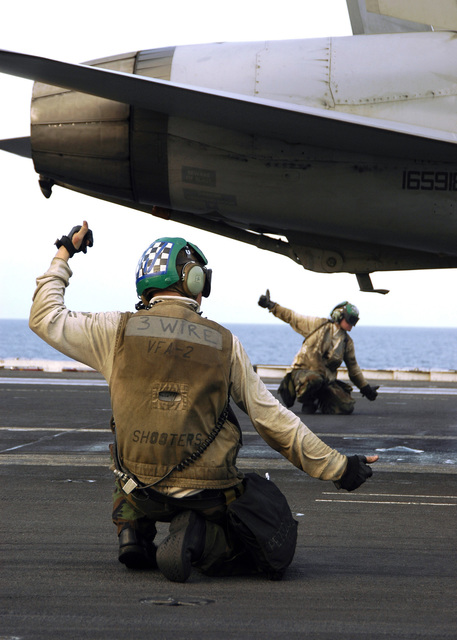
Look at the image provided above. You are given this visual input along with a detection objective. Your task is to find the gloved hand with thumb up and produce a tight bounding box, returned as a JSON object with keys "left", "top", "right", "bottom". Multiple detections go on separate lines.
{"left": 258, "top": 289, "right": 276, "bottom": 310}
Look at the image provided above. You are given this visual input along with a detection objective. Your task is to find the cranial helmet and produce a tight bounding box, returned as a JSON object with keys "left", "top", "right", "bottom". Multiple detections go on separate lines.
{"left": 330, "top": 301, "right": 360, "bottom": 326}
{"left": 135, "top": 237, "right": 211, "bottom": 299}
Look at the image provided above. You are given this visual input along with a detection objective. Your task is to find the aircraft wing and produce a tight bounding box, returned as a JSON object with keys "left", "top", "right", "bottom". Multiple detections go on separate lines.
{"left": 0, "top": 136, "right": 31, "bottom": 158}
{"left": 346, "top": 0, "right": 457, "bottom": 34}
{"left": 0, "top": 48, "right": 456, "bottom": 162}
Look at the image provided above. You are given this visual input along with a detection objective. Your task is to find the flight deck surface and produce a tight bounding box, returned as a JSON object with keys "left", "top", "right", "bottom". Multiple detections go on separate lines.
{"left": 1, "top": 370, "right": 456, "bottom": 639}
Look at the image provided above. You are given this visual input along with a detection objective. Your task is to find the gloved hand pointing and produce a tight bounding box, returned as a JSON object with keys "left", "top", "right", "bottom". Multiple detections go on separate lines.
{"left": 334, "top": 455, "right": 379, "bottom": 491}
{"left": 360, "top": 384, "right": 379, "bottom": 401}
{"left": 258, "top": 289, "right": 276, "bottom": 310}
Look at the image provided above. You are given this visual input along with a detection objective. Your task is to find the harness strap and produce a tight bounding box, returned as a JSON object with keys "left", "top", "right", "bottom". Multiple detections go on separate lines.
{"left": 121, "top": 478, "right": 244, "bottom": 510}
{"left": 223, "top": 482, "right": 244, "bottom": 505}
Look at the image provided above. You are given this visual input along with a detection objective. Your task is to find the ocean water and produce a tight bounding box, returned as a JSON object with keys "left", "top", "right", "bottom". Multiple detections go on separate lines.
{"left": 1, "top": 319, "right": 457, "bottom": 370}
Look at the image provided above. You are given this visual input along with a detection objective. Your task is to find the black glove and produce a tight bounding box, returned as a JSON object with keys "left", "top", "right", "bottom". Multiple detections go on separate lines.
{"left": 258, "top": 289, "right": 276, "bottom": 310}
{"left": 334, "top": 455, "right": 374, "bottom": 492}
{"left": 55, "top": 225, "right": 94, "bottom": 257}
{"left": 360, "top": 384, "right": 379, "bottom": 401}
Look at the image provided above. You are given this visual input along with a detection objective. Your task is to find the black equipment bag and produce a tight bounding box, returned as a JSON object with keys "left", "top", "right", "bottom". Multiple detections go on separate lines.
{"left": 278, "top": 371, "right": 296, "bottom": 408}
{"left": 227, "top": 473, "right": 298, "bottom": 580}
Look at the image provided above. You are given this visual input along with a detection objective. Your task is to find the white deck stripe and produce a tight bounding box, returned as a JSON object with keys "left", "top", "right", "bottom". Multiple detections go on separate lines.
{"left": 2, "top": 377, "right": 457, "bottom": 395}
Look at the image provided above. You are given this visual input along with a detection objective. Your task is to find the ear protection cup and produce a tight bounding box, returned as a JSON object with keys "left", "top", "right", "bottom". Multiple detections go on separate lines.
{"left": 181, "top": 262, "right": 205, "bottom": 296}
{"left": 330, "top": 301, "right": 348, "bottom": 323}
{"left": 202, "top": 268, "right": 212, "bottom": 298}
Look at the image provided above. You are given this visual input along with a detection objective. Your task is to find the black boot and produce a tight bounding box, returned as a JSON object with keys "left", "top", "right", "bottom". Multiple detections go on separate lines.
{"left": 156, "top": 510, "right": 206, "bottom": 582}
{"left": 118, "top": 526, "right": 157, "bottom": 570}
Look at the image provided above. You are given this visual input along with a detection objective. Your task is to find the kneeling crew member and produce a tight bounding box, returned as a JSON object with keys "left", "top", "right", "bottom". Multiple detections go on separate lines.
{"left": 30, "top": 223, "right": 379, "bottom": 583}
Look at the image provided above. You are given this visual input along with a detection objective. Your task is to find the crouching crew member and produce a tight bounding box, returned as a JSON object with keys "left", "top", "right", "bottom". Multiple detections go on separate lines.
{"left": 258, "top": 290, "right": 379, "bottom": 414}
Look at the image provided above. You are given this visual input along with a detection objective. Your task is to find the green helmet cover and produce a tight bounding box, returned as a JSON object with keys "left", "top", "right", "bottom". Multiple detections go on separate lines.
{"left": 330, "top": 301, "right": 360, "bottom": 325}
{"left": 135, "top": 237, "right": 208, "bottom": 297}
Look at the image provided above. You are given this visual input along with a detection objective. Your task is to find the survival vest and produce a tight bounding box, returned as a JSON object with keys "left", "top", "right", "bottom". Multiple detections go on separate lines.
{"left": 110, "top": 299, "right": 243, "bottom": 490}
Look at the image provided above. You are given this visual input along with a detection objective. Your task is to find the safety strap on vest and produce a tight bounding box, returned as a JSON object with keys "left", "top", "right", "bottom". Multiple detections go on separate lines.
{"left": 301, "top": 319, "right": 331, "bottom": 345}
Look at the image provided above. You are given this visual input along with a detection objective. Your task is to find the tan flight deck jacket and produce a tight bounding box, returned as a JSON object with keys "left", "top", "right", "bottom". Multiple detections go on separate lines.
{"left": 271, "top": 304, "right": 368, "bottom": 389}
{"left": 29, "top": 258, "right": 348, "bottom": 490}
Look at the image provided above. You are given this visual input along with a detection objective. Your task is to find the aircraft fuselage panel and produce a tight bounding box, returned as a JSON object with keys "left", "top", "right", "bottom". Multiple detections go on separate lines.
{"left": 27, "top": 33, "right": 457, "bottom": 273}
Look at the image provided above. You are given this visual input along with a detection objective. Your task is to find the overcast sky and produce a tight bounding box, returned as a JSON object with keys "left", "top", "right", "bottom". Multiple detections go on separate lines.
{"left": 1, "top": 0, "right": 456, "bottom": 327}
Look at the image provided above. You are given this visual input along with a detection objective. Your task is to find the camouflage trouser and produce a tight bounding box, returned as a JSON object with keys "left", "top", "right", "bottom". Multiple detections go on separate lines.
{"left": 112, "top": 479, "right": 257, "bottom": 576}
{"left": 291, "top": 369, "right": 355, "bottom": 415}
